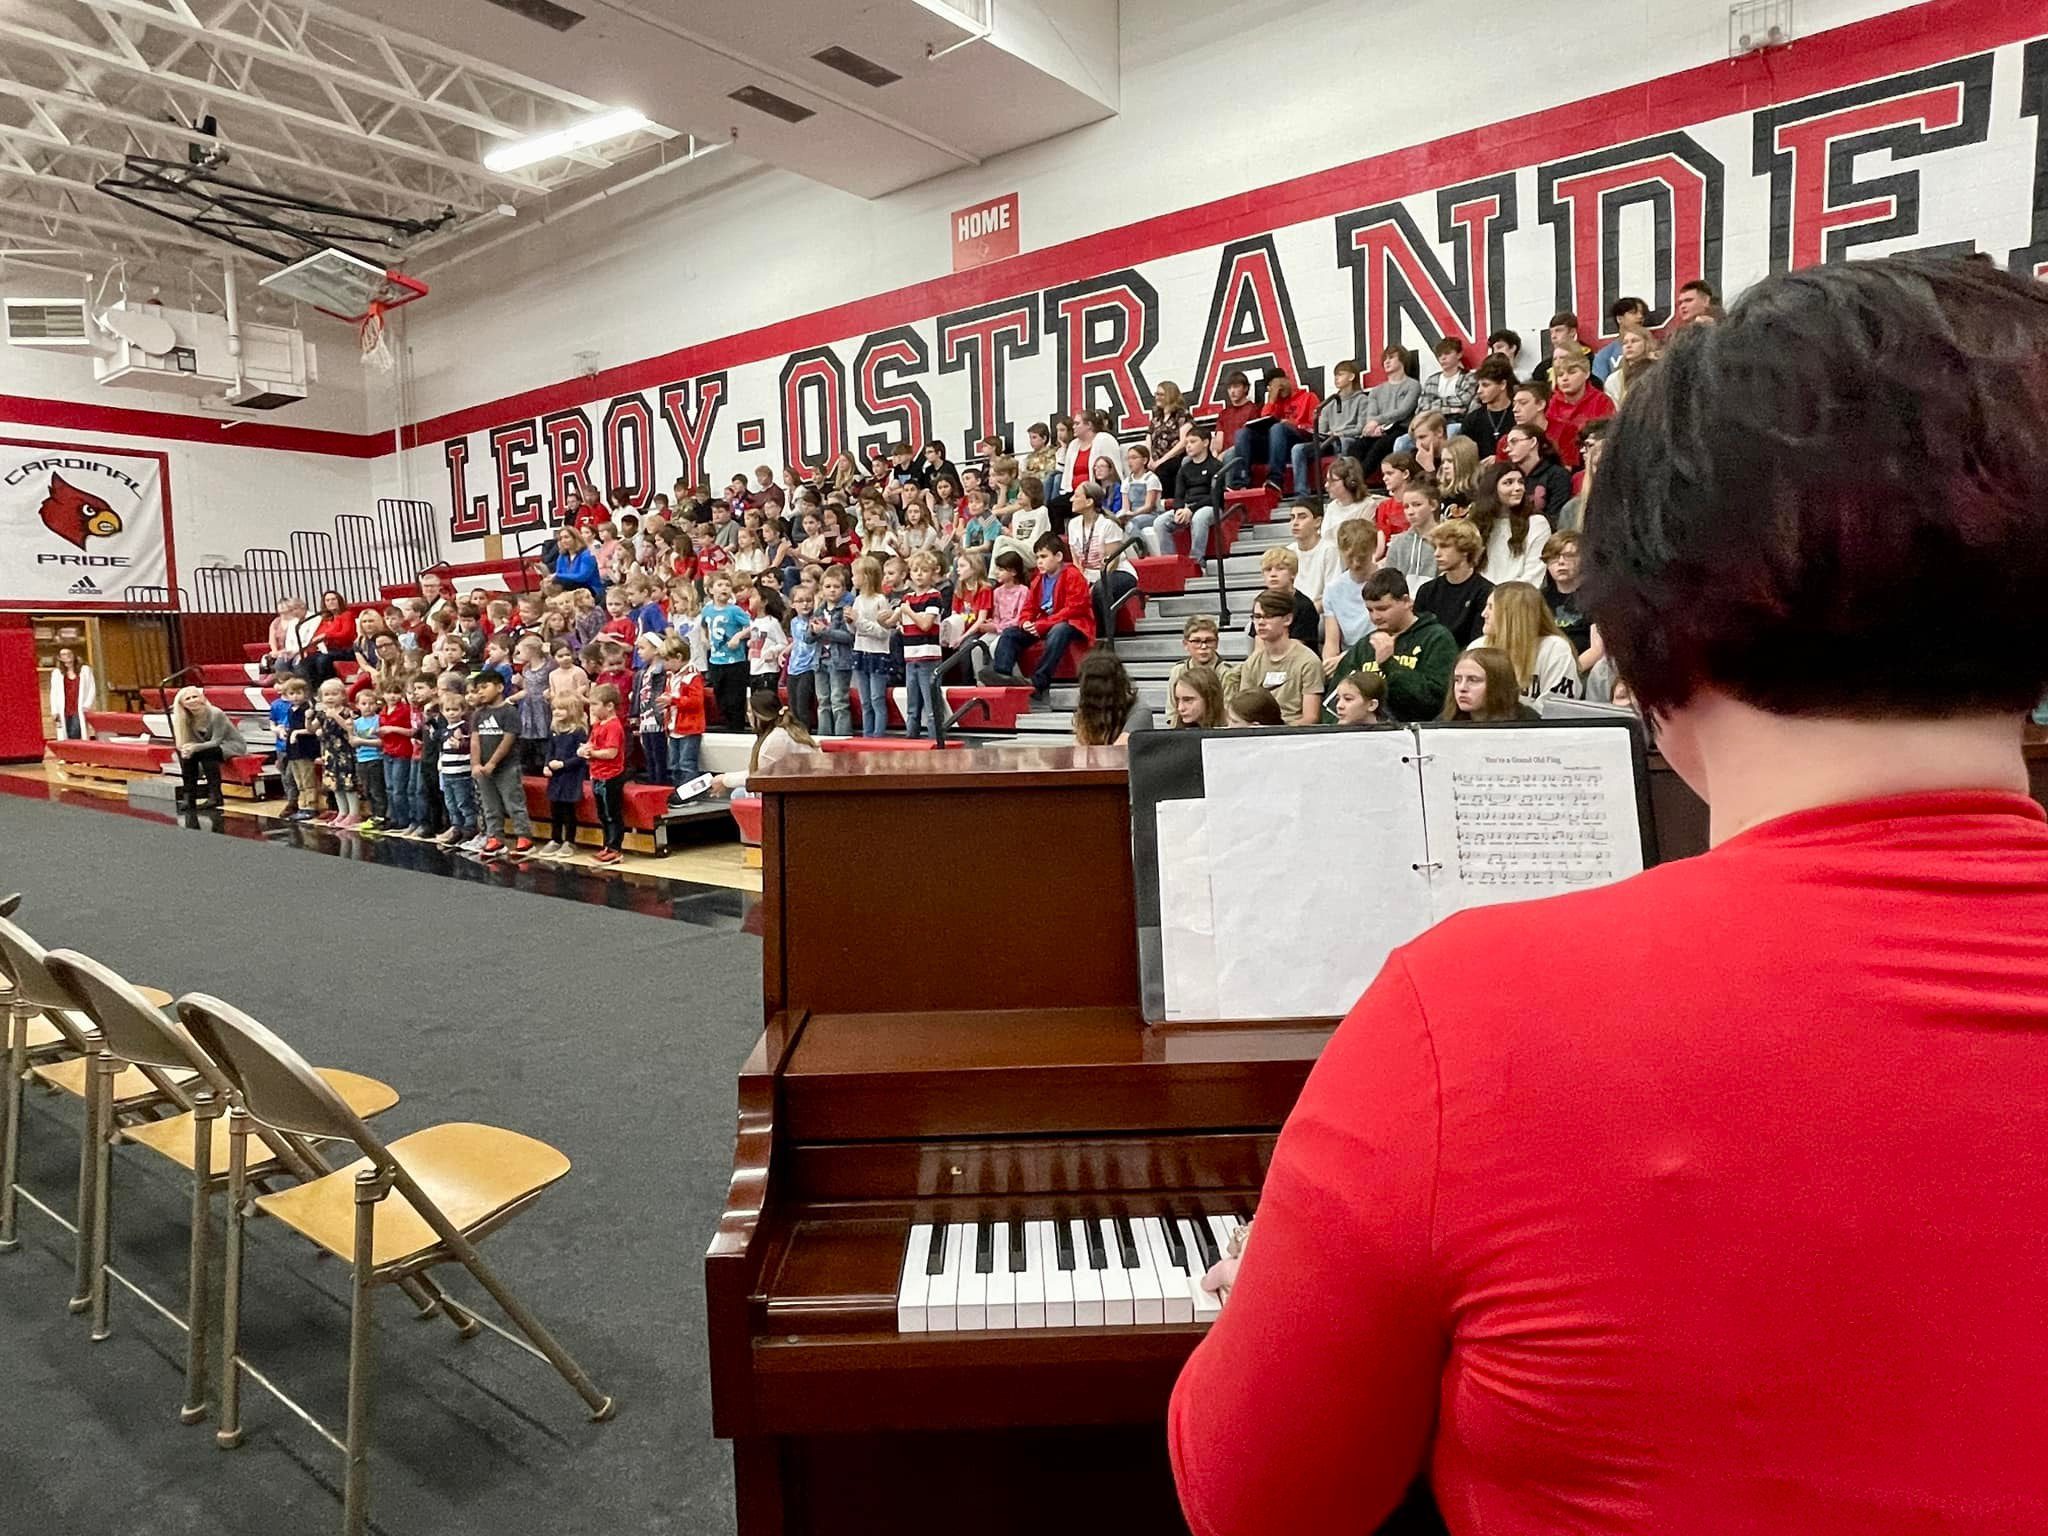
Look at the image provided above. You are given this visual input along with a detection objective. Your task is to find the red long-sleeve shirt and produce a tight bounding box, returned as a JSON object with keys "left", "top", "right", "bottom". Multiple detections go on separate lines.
{"left": 1021, "top": 562, "right": 1096, "bottom": 642}
{"left": 1171, "top": 791, "right": 2048, "bottom": 1536}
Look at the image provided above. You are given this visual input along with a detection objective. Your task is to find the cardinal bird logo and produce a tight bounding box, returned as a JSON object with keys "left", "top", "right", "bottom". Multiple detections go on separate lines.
{"left": 38, "top": 474, "right": 123, "bottom": 549}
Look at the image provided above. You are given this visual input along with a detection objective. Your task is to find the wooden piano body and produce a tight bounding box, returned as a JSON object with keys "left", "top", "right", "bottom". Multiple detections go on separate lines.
{"left": 710, "top": 735, "right": 2042, "bottom": 1533}
{"left": 704, "top": 748, "right": 1336, "bottom": 1536}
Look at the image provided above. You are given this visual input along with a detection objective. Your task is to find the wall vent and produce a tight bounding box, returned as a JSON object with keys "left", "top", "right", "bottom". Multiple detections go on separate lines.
{"left": 477, "top": 0, "right": 585, "bottom": 33}
{"left": 812, "top": 46, "right": 901, "bottom": 88}
{"left": 3, "top": 297, "right": 91, "bottom": 348}
{"left": 728, "top": 85, "right": 816, "bottom": 125}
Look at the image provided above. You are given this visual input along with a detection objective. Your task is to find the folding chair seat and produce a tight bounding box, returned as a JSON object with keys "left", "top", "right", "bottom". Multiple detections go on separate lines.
{"left": 178, "top": 992, "right": 614, "bottom": 1536}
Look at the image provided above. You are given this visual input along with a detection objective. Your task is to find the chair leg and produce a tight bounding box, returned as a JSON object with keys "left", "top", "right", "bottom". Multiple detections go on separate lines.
{"left": 446, "top": 1231, "right": 614, "bottom": 1421}
{"left": 89, "top": 1053, "right": 116, "bottom": 1341}
{"left": 0, "top": 1002, "right": 26, "bottom": 1253}
{"left": 216, "top": 1107, "right": 250, "bottom": 1450}
{"left": 342, "top": 1167, "right": 390, "bottom": 1536}
{"left": 69, "top": 1048, "right": 105, "bottom": 1313}
{"left": 406, "top": 1273, "right": 481, "bottom": 1337}
{"left": 182, "top": 1091, "right": 220, "bottom": 1424}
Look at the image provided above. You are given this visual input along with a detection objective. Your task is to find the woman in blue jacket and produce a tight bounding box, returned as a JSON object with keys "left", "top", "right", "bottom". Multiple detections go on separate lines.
{"left": 539, "top": 527, "right": 604, "bottom": 598}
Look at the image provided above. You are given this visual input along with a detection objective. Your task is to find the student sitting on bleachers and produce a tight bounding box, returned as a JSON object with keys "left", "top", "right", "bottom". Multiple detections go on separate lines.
{"left": 979, "top": 533, "right": 1096, "bottom": 699}
{"left": 1323, "top": 568, "right": 1456, "bottom": 723}
{"left": 1227, "top": 591, "right": 1324, "bottom": 727}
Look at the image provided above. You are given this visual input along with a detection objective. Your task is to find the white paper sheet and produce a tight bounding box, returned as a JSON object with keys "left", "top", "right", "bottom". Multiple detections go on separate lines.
{"left": 1421, "top": 726, "right": 1644, "bottom": 920}
{"left": 1153, "top": 798, "right": 1219, "bottom": 1021}
{"left": 1200, "top": 731, "right": 1429, "bottom": 1021}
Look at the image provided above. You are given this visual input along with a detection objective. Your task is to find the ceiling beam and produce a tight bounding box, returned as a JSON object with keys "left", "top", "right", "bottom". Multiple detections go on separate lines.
{"left": 0, "top": 14, "right": 545, "bottom": 189}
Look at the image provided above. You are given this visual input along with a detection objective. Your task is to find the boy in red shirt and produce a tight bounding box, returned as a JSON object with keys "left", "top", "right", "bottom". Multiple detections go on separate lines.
{"left": 662, "top": 636, "right": 707, "bottom": 785}
{"left": 982, "top": 532, "right": 1096, "bottom": 698}
{"left": 580, "top": 683, "right": 629, "bottom": 864}
{"left": 1543, "top": 348, "right": 1614, "bottom": 469}
{"left": 377, "top": 685, "right": 421, "bottom": 836}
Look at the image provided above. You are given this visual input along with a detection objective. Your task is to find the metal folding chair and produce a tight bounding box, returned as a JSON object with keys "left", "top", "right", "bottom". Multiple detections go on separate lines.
{"left": 0, "top": 914, "right": 189, "bottom": 1311}
{"left": 41, "top": 948, "right": 414, "bottom": 1421}
{"left": 178, "top": 991, "right": 615, "bottom": 1536}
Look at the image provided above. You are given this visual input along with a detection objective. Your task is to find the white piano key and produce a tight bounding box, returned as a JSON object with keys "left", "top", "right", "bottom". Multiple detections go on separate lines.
{"left": 1069, "top": 1219, "right": 1104, "bottom": 1326}
{"left": 926, "top": 1222, "right": 964, "bottom": 1331}
{"left": 1143, "top": 1218, "right": 1195, "bottom": 1325}
{"left": 986, "top": 1221, "right": 1016, "bottom": 1328}
{"left": 1182, "top": 1219, "right": 1223, "bottom": 1324}
{"left": 1015, "top": 1220, "right": 1046, "bottom": 1328}
{"left": 1042, "top": 1220, "right": 1075, "bottom": 1326}
{"left": 1127, "top": 1219, "right": 1167, "bottom": 1325}
{"left": 1207, "top": 1213, "right": 1242, "bottom": 1268}
{"left": 956, "top": 1222, "right": 990, "bottom": 1331}
{"left": 1095, "top": 1218, "right": 1134, "bottom": 1325}
{"left": 897, "top": 1223, "right": 935, "bottom": 1333}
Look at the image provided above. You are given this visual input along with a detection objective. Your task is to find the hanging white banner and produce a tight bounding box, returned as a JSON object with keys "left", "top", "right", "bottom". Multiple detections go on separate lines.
{"left": 0, "top": 438, "right": 174, "bottom": 610}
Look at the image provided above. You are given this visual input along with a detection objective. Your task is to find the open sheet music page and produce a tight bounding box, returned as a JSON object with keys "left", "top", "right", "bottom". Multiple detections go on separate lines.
{"left": 1195, "top": 731, "right": 1428, "bottom": 1021}
{"left": 1421, "top": 725, "right": 1645, "bottom": 921}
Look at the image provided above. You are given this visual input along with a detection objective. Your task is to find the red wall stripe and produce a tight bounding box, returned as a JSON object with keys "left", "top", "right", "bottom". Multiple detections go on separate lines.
{"left": 1, "top": 0, "right": 2036, "bottom": 463}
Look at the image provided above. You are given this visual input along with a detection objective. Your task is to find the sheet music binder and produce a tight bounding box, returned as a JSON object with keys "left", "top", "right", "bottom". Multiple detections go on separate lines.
{"left": 1127, "top": 717, "right": 1657, "bottom": 1024}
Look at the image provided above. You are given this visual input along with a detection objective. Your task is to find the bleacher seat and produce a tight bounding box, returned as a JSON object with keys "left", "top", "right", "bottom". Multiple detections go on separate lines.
{"left": 48, "top": 739, "right": 271, "bottom": 796}
{"left": 1224, "top": 485, "right": 1282, "bottom": 522}
{"left": 1131, "top": 555, "right": 1200, "bottom": 596}
{"left": 517, "top": 776, "right": 698, "bottom": 856}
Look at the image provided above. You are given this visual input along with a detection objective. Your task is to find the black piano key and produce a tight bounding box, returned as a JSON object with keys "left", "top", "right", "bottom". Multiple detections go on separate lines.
{"left": 1156, "top": 1209, "right": 1189, "bottom": 1271}
{"left": 1007, "top": 1220, "right": 1027, "bottom": 1272}
{"left": 1083, "top": 1219, "right": 1108, "bottom": 1270}
{"left": 1187, "top": 1210, "right": 1221, "bottom": 1269}
{"left": 975, "top": 1220, "right": 994, "bottom": 1275}
{"left": 926, "top": 1224, "right": 948, "bottom": 1276}
{"left": 1054, "top": 1219, "right": 1075, "bottom": 1271}
{"left": 1113, "top": 1214, "right": 1140, "bottom": 1267}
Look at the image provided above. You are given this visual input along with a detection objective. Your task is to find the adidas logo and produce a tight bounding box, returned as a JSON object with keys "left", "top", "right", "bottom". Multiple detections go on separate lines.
{"left": 66, "top": 575, "right": 100, "bottom": 595}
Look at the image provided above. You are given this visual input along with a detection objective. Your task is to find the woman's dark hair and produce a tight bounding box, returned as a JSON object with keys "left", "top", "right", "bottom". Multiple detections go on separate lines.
{"left": 1072, "top": 651, "right": 1139, "bottom": 747}
{"left": 1467, "top": 460, "right": 1533, "bottom": 559}
{"left": 1585, "top": 254, "right": 2048, "bottom": 718}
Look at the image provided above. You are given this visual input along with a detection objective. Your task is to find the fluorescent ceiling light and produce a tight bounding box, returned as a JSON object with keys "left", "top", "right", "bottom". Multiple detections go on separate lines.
{"left": 484, "top": 108, "right": 650, "bottom": 172}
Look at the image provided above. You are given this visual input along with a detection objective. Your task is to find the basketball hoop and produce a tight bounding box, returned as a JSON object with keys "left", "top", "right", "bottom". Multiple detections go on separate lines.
{"left": 259, "top": 248, "right": 425, "bottom": 376}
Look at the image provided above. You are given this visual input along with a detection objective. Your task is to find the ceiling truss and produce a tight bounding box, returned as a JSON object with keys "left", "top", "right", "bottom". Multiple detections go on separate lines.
{"left": 0, "top": 0, "right": 680, "bottom": 282}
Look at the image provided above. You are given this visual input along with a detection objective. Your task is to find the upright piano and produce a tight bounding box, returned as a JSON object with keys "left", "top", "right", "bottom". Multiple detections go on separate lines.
{"left": 704, "top": 745, "right": 1729, "bottom": 1536}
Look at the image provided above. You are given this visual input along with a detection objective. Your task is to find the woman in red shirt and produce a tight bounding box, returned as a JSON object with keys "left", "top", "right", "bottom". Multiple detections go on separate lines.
{"left": 1170, "top": 255, "right": 2048, "bottom": 1536}
{"left": 303, "top": 589, "right": 358, "bottom": 688}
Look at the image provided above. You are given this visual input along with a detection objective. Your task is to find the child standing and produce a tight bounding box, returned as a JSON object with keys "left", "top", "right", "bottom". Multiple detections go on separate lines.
{"left": 631, "top": 634, "right": 669, "bottom": 784}
{"left": 351, "top": 689, "right": 388, "bottom": 830}
{"left": 277, "top": 676, "right": 321, "bottom": 821}
{"left": 897, "top": 549, "right": 948, "bottom": 740}
{"left": 702, "top": 575, "right": 752, "bottom": 733}
{"left": 434, "top": 677, "right": 477, "bottom": 847}
{"left": 663, "top": 636, "right": 707, "bottom": 783}
{"left": 540, "top": 700, "right": 589, "bottom": 860}
{"left": 582, "top": 684, "right": 629, "bottom": 865}
{"left": 409, "top": 676, "right": 444, "bottom": 838}
{"left": 378, "top": 685, "right": 419, "bottom": 835}
{"left": 468, "top": 670, "right": 533, "bottom": 857}
{"left": 815, "top": 566, "right": 855, "bottom": 736}
{"left": 783, "top": 585, "right": 821, "bottom": 733}
{"left": 268, "top": 682, "right": 299, "bottom": 816}
{"left": 316, "top": 678, "right": 360, "bottom": 826}
{"left": 511, "top": 635, "right": 553, "bottom": 774}
{"left": 849, "top": 555, "right": 896, "bottom": 738}
{"left": 747, "top": 587, "right": 790, "bottom": 697}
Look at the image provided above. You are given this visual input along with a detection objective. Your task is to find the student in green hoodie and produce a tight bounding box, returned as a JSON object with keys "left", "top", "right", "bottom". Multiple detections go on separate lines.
{"left": 1322, "top": 567, "right": 1455, "bottom": 722}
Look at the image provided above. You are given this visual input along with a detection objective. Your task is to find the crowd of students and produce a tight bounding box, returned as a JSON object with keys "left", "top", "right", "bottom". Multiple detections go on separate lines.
{"left": 233, "top": 289, "right": 1715, "bottom": 846}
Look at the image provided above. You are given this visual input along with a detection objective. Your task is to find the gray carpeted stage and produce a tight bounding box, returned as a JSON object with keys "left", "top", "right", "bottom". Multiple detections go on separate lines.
{"left": 0, "top": 792, "right": 761, "bottom": 1534}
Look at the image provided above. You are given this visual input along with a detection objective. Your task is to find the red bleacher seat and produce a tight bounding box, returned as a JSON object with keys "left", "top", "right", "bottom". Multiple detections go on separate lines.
{"left": 140, "top": 686, "right": 272, "bottom": 712}
{"left": 51, "top": 739, "right": 168, "bottom": 774}
{"left": 518, "top": 776, "right": 672, "bottom": 834}
{"left": 384, "top": 555, "right": 542, "bottom": 601}
{"left": 243, "top": 642, "right": 269, "bottom": 662}
{"left": 729, "top": 795, "right": 763, "bottom": 848}
{"left": 1020, "top": 634, "right": 1090, "bottom": 682}
{"left": 1225, "top": 485, "right": 1282, "bottom": 522}
{"left": 821, "top": 738, "right": 962, "bottom": 753}
{"left": 83, "top": 711, "right": 152, "bottom": 737}
{"left": 1112, "top": 588, "right": 1148, "bottom": 635}
{"left": 1130, "top": 555, "right": 1198, "bottom": 596}
{"left": 846, "top": 683, "right": 1033, "bottom": 733}
{"left": 196, "top": 663, "right": 262, "bottom": 685}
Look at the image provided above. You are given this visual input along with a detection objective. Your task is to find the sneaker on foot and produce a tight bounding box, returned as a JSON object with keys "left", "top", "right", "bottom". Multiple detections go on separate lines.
{"left": 595, "top": 848, "right": 621, "bottom": 864}
{"left": 481, "top": 837, "right": 504, "bottom": 855}
{"left": 512, "top": 837, "right": 534, "bottom": 855}
{"left": 460, "top": 834, "right": 488, "bottom": 853}
{"left": 435, "top": 829, "right": 459, "bottom": 846}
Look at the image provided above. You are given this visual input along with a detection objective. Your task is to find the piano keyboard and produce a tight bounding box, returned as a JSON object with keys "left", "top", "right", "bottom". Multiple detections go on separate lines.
{"left": 897, "top": 1212, "right": 1245, "bottom": 1333}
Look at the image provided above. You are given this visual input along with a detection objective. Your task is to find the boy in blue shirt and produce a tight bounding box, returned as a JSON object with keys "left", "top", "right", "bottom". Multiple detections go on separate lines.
{"left": 784, "top": 583, "right": 822, "bottom": 732}
{"left": 702, "top": 574, "right": 753, "bottom": 733}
